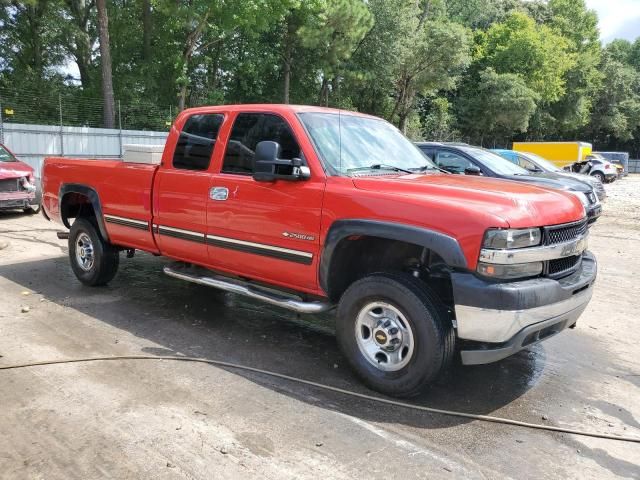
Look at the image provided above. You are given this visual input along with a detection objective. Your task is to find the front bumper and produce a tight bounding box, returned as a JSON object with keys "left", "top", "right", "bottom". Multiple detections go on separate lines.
{"left": 587, "top": 204, "right": 602, "bottom": 223}
{"left": 0, "top": 191, "right": 36, "bottom": 210}
{"left": 452, "top": 251, "right": 597, "bottom": 365}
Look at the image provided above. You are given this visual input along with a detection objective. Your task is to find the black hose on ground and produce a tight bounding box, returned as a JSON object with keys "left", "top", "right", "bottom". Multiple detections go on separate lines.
{"left": 1, "top": 355, "right": 639, "bottom": 444}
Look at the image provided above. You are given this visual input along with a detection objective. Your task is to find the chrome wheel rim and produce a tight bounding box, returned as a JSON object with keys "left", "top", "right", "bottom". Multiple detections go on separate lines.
{"left": 355, "top": 301, "right": 415, "bottom": 372}
{"left": 75, "top": 232, "right": 95, "bottom": 271}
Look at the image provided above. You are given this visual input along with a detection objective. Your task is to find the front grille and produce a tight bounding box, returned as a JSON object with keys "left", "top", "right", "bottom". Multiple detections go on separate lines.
{"left": 546, "top": 255, "right": 581, "bottom": 278}
{"left": 586, "top": 192, "right": 597, "bottom": 205}
{"left": 0, "top": 178, "right": 20, "bottom": 193}
{"left": 543, "top": 219, "right": 588, "bottom": 245}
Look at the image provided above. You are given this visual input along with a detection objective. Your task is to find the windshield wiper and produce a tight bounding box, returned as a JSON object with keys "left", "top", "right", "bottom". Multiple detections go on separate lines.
{"left": 410, "top": 164, "right": 451, "bottom": 175}
{"left": 348, "top": 164, "right": 413, "bottom": 174}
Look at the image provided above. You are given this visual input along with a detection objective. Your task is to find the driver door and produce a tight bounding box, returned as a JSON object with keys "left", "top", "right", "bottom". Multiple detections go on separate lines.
{"left": 206, "top": 112, "right": 325, "bottom": 292}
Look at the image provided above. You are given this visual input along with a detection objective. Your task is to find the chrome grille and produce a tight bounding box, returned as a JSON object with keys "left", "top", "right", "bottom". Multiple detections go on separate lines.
{"left": 547, "top": 255, "right": 581, "bottom": 279}
{"left": 0, "top": 178, "right": 20, "bottom": 193}
{"left": 543, "top": 219, "right": 588, "bottom": 245}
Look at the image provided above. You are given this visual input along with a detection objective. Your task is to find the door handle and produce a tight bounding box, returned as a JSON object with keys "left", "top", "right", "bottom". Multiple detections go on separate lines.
{"left": 210, "top": 187, "right": 229, "bottom": 201}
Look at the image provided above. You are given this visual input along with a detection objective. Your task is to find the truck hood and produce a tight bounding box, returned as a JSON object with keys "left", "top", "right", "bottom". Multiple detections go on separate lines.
{"left": 0, "top": 160, "right": 33, "bottom": 180}
{"left": 352, "top": 174, "right": 585, "bottom": 228}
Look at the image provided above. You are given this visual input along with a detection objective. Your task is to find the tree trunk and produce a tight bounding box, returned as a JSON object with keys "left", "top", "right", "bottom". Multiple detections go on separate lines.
{"left": 318, "top": 77, "right": 329, "bottom": 106}
{"left": 75, "top": 32, "right": 92, "bottom": 88}
{"left": 96, "top": 0, "right": 115, "bottom": 128}
{"left": 177, "top": 11, "right": 210, "bottom": 111}
{"left": 65, "top": 0, "right": 93, "bottom": 89}
{"left": 142, "top": 0, "right": 151, "bottom": 61}
{"left": 282, "top": 15, "right": 296, "bottom": 104}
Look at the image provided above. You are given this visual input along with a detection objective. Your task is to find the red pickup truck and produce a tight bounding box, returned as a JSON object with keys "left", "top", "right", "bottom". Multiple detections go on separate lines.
{"left": 42, "top": 105, "right": 596, "bottom": 396}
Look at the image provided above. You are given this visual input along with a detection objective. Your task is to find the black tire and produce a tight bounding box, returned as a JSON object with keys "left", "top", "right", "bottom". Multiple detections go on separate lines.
{"left": 591, "top": 172, "right": 605, "bottom": 183}
{"left": 69, "top": 217, "right": 119, "bottom": 286}
{"left": 336, "top": 272, "right": 455, "bottom": 397}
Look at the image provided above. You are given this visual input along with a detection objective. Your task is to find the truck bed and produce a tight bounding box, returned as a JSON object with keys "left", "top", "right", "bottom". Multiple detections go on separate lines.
{"left": 43, "top": 157, "right": 159, "bottom": 252}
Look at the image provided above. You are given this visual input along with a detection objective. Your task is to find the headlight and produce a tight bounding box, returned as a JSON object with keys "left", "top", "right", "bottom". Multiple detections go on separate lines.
{"left": 482, "top": 228, "right": 542, "bottom": 249}
{"left": 477, "top": 261, "right": 543, "bottom": 280}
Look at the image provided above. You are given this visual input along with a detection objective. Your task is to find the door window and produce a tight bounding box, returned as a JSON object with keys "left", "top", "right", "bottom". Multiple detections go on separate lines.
{"left": 173, "top": 113, "right": 224, "bottom": 170}
{"left": 517, "top": 155, "right": 538, "bottom": 171}
{"left": 222, "top": 113, "right": 301, "bottom": 174}
{"left": 435, "top": 150, "right": 476, "bottom": 174}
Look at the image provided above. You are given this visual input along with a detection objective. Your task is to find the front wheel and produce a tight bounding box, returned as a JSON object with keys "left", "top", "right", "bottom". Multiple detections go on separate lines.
{"left": 69, "top": 217, "right": 120, "bottom": 286}
{"left": 336, "top": 273, "right": 455, "bottom": 397}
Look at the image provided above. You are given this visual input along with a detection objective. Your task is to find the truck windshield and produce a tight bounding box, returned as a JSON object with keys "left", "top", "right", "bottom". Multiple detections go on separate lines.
{"left": 298, "top": 112, "right": 437, "bottom": 175}
{"left": 0, "top": 145, "right": 17, "bottom": 162}
{"left": 459, "top": 146, "right": 528, "bottom": 176}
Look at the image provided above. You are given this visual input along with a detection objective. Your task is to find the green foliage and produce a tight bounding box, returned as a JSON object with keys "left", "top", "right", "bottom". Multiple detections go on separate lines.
{"left": 588, "top": 52, "right": 640, "bottom": 142}
{"left": 419, "top": 96, "right": 458, "bottom": 141}
{"left": 457, "top": 68, "right": 538, "bottom": 144}
{"left": 479, "top": 12, "right": 573, "bottom": 103}
{"left": 0, "top": 0, "right": 639, "bottom": 156}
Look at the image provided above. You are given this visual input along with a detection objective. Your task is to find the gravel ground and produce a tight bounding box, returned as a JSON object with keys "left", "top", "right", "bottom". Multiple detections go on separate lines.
{"left": 0, "top": 177, "right": 639, "bottom": 479}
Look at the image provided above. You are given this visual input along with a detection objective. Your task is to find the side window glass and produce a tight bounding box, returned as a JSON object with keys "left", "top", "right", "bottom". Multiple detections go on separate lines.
{"left": 518, "top": 157, "right": 535, "bottom": 171}
{"left": 222, "top": 113, "right": 301, "bottom": 174}
{"left": 419, "top": 148, "right": 435, "bottom": 160}
{"left": 436, "top": 151, "right": 474, "bottom": 174}
{"left": 173, "top": 114, "right": 224, "bottom": 170}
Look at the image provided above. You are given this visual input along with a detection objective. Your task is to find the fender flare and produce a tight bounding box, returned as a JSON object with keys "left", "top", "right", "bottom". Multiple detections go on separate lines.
{"left": 319, "top": 219, "right": 468, "bottom": 295}
{"left": 59, "top": 183, "right": 109, "bottom": 241}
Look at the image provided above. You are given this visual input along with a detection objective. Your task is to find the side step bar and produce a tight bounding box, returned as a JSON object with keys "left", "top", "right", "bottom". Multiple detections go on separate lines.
{"left": 163, "top": 264, "right": 333, "bottom": 314}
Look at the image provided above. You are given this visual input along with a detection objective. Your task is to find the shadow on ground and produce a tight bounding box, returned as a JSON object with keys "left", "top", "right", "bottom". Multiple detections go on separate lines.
{"left": 0, "top": 250, "right": 548, "bottom": 429}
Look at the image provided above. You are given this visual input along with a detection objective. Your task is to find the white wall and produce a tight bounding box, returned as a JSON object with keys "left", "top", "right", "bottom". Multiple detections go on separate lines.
{"left": 1, "top": 123, "right": 168, "bottom": 178}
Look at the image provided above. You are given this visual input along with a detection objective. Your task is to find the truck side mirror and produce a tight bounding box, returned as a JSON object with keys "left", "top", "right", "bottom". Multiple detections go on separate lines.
{"left": 253, "top": 141, "right": 310, "bottom": 182}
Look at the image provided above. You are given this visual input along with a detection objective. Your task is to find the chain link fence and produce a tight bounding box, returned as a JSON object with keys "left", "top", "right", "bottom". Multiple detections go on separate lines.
{"left": 0, "top": 88, "right": 172, "bottom": 177}
{"left": 0, "top": 87, "right": 175, "bottom": 133}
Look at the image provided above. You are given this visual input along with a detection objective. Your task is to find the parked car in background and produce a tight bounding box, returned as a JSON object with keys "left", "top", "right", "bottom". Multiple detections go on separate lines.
{"left": 587, "top": 153, "right": 623, "bottom": 180}
{"left": 512, "top": 141, "right": 592, "bottom": 170}
{"left": 492, "top": 149, "right": 606, "bottom": 201}
{"left": 0, "top": 143, "right": 40, "bottom": 214}
{"left": 595, "top": 151, "right": 629, "bottom": 176}
{"left": 584, "top": 154, "right": 619, "bottom": 183}
{"left": 417, "top": 142, "right": 601, "bottom": 223}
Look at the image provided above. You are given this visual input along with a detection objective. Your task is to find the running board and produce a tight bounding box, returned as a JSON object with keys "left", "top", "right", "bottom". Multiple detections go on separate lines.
{"left": 163, "top": 264, "right": 333, "bottom": 314}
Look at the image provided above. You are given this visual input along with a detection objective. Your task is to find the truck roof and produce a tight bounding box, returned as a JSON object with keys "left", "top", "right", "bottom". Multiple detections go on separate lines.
{"left": 181, "top": 104, "right": 379, "bottom": 119}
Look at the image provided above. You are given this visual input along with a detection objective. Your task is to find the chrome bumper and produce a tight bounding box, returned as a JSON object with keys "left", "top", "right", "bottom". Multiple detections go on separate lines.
{"left": 452, "top": 251, "right": 597, "bottom": 364}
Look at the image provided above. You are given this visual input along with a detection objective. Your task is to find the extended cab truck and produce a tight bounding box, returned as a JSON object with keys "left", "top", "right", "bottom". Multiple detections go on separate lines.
{"left": 42, "top": 105, "right": 597, "bottom": 397}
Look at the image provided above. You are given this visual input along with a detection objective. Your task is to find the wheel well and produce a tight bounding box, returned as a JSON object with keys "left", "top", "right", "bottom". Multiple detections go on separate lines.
{"left": 325, "top": 236, "right": 454, "bottom": 309}
{"left": 61, "top": 192, "right": 96, "bottom": 227}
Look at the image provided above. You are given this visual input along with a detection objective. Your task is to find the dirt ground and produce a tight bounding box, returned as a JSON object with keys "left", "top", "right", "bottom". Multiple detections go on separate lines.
{"left": 0, "top": 177, "right": 639, "bottom": 479}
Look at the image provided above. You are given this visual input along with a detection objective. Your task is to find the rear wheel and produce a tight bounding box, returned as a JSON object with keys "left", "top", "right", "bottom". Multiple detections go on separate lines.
{"left": 591, "top": 171, "right": 605, "bottom": 183}
{"left": 336, "top": 273, "right": 455, "bottom": 397}
{"left": 69, "top": 217, "right": 119, "bottom": 286}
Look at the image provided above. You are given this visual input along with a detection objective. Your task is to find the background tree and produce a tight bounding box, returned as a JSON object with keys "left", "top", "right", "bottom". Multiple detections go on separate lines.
{"left": 299, "top": 0, "right": 372, "bottom": 106}
{"left": 457, "top": 68, "right": 538, "bottom": 145}
{"left": 96, "top": 0, "right": 114, "bottom": 127}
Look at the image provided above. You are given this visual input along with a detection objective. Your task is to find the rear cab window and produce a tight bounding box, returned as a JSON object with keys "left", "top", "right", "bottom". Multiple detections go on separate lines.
{"left": 222, "top": 113, "right": 301, "bottom": 175}
{"left": 173, "top": 114, "right": 224, "bottom": 170}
